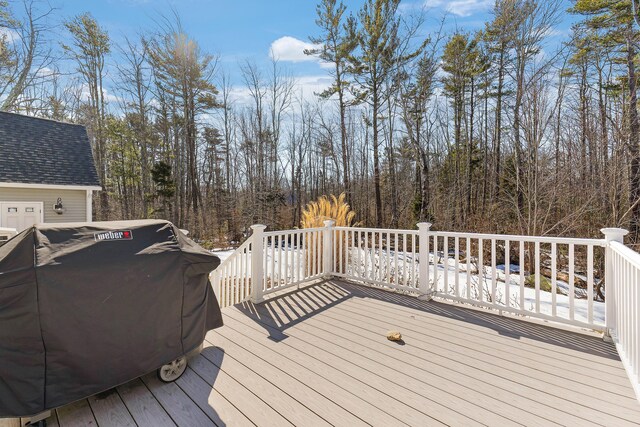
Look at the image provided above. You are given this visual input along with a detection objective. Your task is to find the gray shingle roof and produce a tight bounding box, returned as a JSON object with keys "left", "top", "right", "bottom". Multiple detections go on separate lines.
{"left": 0, "top": 111, "right": 101, "bottom": 187}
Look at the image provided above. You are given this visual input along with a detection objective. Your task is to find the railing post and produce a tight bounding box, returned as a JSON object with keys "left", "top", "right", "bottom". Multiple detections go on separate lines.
{"left": 323, "top": 220, "right": 336, "bottom": 278}
{"left": 601, "top": 227, "right": 628, "bottom": 342}
{"left": 417, "top": 222, "right": 433, "bottom": 300}
{"left": 250, "top": 224, "right": 266, "bottom": 304}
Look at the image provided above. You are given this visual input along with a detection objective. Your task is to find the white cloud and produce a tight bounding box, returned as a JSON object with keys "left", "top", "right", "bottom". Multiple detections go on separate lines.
{"left": 0, "top": 27, "right": 20, "bottom": 44}
{"left": 228, "top": 74, "right": 333, "bottom": 107}
{"left": 425, "top": 0, "right": 492, "bottom": 17}
{"left": 79, "top": 84, "right": 122, "bottom": 104}
{"left": 269, "top": 36, "right": 320, "bottom": 63}
{"left": 293, "top": 75, "right": 333, "bottom": 101}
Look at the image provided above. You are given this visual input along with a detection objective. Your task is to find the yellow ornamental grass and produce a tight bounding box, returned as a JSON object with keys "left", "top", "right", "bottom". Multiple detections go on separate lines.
{"left": 301, "top": 193, "right": 356, "bottom": 274}
{"left": 300, "top": 193, "right": 356, "bottom": 228}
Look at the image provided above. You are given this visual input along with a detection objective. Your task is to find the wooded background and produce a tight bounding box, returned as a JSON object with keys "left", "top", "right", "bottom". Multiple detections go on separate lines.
{"left": 1, "top": 0, "right": 639, "bottom": 248}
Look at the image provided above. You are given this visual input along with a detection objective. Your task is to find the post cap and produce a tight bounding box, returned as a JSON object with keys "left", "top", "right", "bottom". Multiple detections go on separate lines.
{"left": 250, "top": 224, "right": 267, "bottom": 231}
{"left": 601, "top": 227, "right": 628, "bottom": 242}
{"left": 417, "top": 222, "right": 432, "bottom": 230}
{"left": 323, "top": 219, "right": 336, "bottom": 227}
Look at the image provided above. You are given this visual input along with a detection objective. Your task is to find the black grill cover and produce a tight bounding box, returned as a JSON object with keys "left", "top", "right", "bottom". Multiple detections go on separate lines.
{"left": 0, "top": 220, "right": 222, "bottom": 416}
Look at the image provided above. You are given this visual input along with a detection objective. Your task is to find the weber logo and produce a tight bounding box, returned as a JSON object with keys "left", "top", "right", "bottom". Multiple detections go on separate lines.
{"left": 94, "top": 230, "right": 133, "bottom": 241}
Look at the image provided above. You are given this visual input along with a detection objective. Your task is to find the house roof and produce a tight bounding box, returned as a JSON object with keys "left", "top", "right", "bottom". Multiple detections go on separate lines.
{"left": 0, "top": 111, "right": 101, "bottom": 188}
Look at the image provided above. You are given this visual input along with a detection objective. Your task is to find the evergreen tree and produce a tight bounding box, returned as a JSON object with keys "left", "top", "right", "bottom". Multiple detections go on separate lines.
{"left": 571, "top": 0, "right": 640, "bottom": 239}
{"left": 306, "top": 0, "right": 358, "bottom": 203}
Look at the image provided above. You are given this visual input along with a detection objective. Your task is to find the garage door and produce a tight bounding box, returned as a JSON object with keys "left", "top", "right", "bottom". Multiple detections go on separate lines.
{"left": 0, "top": 202, "right": 43, "bottom": 232}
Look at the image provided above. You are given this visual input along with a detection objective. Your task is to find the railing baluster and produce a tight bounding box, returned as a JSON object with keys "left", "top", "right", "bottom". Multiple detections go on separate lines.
{"left": 298, "top": 231, "right": 303, "bottom": 282}
{"left": 394, "top": 233, "right": 399, "bottom": 285}
{"left": 569, "top": 244, "right": 575, "bottom": 321}
{"left": 345, "top": 230, "right": 350, "bottom": 276}
{"left": 535, "top": 241, "right": 540, "bottom": 313}
{"left": 339, "top": 229, "right": 343, "bottom": 275}
{"left": 433, "top": 235, "right": 439, "bottom": 292}
{"left": 356, "top": 231, "right": 361, "bottom": 277}
{"left": 551, "top": 242, "right": 557, "bottom": 317}
{"left": 378, "top": 231, "right": 383, "bottom": 282}
{"left": 631, "top": 268, "right": 640, "bottom": 383}
{"left": 236, "top": 248, "right": 241, "bottom": 301}
{"left": 231, "top": 250, "right": 237, "bottom": 303}
{"left": 348, "top": 231, "right": 353, "bottom": 277}
{"left": 387, "top": 232, "right": 392, "bottom": 284}
{"left": 246, "top": 245, "right": 251, "bottom": 299}
{"left": 466, "top": 237, "right": 471, "bottom": 300}
{"left": 371, "top": 232, "right": 377, "bottom": 281}
{"left": 478, "top": 238, "right": 483, "bottom": 302}
{"left": 239, "top": 246, "right": 245, "bottom": 300}
{"left": 505, "top": 240, "right": 510, "bottom": 308}
{"left": 364, "top": 231, "right": 369, "bottom": 280}
{"left": 285, "top": 233, "right": 290, "bottom": 284}
{"left": 519, "top": 240, "right": 525, "bottom": 310}
{"left": 403, "top": 233, "right": 408, "bottom": 287}
{"left": 454, "top": 236, "right": 460, "bottom": 297}
{"left": 314, "top": 231, "right": 319, "bottom": 277}
{"left": 278, "top": 234, "right": 283, "bottom": 287}
{"left": 224, "top": 264, "right": 229, "bottom": 307}
{"left": 443, "top": 236, "right": 449, "bottom": 294}
{"left": 491, "top": 239, "right": 497, "bottom": 304}
{"left": 587, "top": 244, "right": 594, "bottom": 325}
{"left": 262, "top": 235, "right": 268, "bottom": 293}
{"left": 411, "top": 233, "right": 417, "bottom": 288}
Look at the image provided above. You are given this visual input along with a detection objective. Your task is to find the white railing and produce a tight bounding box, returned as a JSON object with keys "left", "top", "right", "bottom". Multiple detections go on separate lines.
{"left": 210, "top": 232, "right": 254, "bottom": 308}
{"left": 425, "top": 228, "right": 606, "bottom": 331}
{"left": 332, "top": 226, "right": 421, "bottom": 293}
{"left": 212, "top": 222, "right": 608, "bottom": 328}
{"left": 606, "top": 229, "right": 640, "bottom": 401}
{"left": 261, "top": 226, "right": 325, "bottom": 298}
{"left": 211, "top": 222, "right": 639, "bottom": 401}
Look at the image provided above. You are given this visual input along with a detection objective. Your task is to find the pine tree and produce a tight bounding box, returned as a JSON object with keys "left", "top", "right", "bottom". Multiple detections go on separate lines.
{"left": 572, "top": 0, "right": 640, "bottom": 239}
{"left": 306, "top": 0, "right": 358, "bottom": 203}
{"left": 63, "top": 12, "right": 111, "bottom": 218}
{"left": 352, "top": 0, "right": 426, "bottom": 227}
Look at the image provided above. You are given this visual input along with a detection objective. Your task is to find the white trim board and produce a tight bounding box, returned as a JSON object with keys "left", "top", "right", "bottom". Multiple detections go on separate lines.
{"left": 0, "top": 182, "right": 102, "bottom": 191}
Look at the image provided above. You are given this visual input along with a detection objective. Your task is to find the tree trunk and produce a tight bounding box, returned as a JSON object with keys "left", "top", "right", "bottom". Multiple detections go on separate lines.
{"left": 627, "top": 31, "right": 640, "bottom": 240}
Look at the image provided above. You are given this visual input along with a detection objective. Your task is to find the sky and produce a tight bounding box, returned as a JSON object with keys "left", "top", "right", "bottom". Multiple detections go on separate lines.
{"left": 33, "top": 0, "right": 578, "bottom": 103}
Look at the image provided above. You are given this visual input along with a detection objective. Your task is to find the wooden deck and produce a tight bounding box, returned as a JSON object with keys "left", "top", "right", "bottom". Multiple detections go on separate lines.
{"left": 3, "top": 279, "right": 640, "bottom": 427}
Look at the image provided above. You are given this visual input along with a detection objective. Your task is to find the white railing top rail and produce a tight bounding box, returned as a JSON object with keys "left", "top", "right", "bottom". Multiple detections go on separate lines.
{"left": 264, "top": 227, "right": 326, "bottom": 236}
{"left": 433, "top": 231, "right": 605, "bottom": 246}
{"left": 334, "top": 226, "right": 418, "bottom": 234}
{"left": 610, "top": 240, "right": 640, "bottom": 267}
{"left": 334, "top": 225, "right": 605, "bottom": 246}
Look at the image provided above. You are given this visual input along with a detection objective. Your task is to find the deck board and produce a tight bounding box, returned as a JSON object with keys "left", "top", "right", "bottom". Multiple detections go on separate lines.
{"left": 174, "top": 366, "right": 254, "bottom": 427}
{"left": 4, "top": 279, "right": 640, "bottom": 427}
{"left": 188, "top": 346, "right": 294, "bottom": 427}
{"left": 116, "top": 378, "right": 176, "bottom": 427}
{"left": 56, "top": 399, "right": 97, "bottom": 426}
{"left": 141, "top": 374, "right": 215, "bottom": 426}
{"left": 197, "top": 343, "right": 326, "bottom": 427}
{"left": 87, "top": 390, "right": 136, "bottom": 427}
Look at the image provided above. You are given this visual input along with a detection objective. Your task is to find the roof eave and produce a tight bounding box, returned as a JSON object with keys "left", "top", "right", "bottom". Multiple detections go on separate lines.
{"left": 0, "top": 182, "right": 102, "bottom": 191}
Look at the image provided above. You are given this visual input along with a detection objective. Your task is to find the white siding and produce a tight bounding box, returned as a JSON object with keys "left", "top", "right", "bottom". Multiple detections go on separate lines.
{"left": 0, "top": 187, "right": 88, "bottom": 223}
